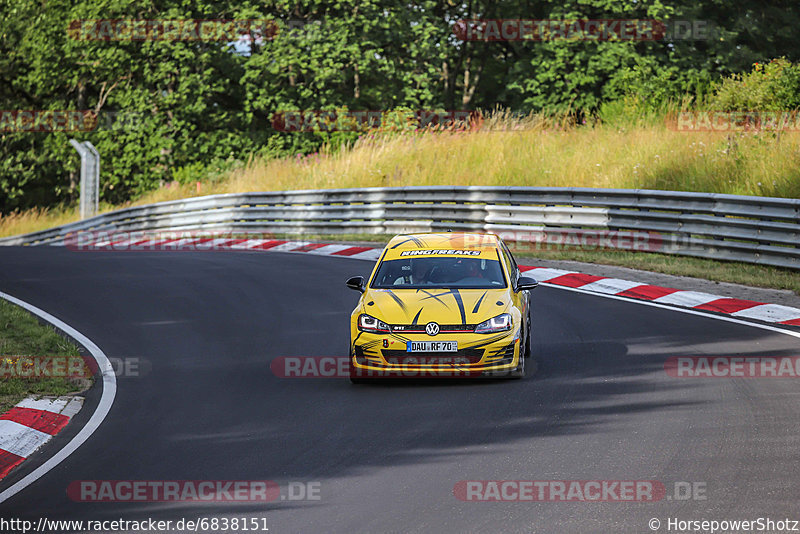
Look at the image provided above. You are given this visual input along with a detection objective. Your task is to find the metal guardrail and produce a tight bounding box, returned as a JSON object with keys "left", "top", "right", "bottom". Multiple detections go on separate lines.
{"left": 1, "top": 186, "right": 798, "bottom": 270}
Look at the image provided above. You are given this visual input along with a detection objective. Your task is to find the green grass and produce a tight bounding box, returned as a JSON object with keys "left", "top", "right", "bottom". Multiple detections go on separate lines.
{"left": 0, "top": 299, "right": 90, "bottom": 413}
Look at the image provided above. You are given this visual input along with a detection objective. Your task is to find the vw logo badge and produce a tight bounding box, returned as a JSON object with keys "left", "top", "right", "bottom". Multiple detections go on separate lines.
{"left": 425, "top": 322, "right": 440, "bottom": 336}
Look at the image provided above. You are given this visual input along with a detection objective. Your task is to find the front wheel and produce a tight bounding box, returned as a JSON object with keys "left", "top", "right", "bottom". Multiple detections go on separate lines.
{"left": 523, "top": 314, "right": 532, "bottom": 359}
{"left": 350, "top": 377, "right": 371, "bottom": 384}
{"left": 349, "top": 354, "right": 372, "bottom": 384}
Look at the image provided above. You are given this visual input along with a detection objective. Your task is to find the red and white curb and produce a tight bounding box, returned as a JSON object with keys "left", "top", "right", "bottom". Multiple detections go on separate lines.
{"left": 0, "top": 396, "right": 83, "bottom": 480}
{"left": 517, "top": 267, "right": 800, "bottom": 327}
{"left": 0, "top": 289, "right": 115, "bottom": 505}
{"left": 68, "top": 237, "right": 800, "bottom": 327}
{"left": 67, "top": 236, "right": 383, "bottom": 261}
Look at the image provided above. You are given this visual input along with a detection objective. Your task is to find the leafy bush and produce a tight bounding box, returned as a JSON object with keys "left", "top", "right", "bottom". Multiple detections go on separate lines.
{"left": 709, "top": 58, "right": 800, "bottom": 111}
{"left": 598, "top": 60, "right": 713, "bottom": 127}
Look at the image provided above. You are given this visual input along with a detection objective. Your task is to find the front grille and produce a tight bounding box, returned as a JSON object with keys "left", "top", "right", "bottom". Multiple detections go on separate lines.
{"left": 390, "top": 324, "right": 477, "bottom": 333}
{"left": 381, "top": 348, "right": 484, "bottom": 365}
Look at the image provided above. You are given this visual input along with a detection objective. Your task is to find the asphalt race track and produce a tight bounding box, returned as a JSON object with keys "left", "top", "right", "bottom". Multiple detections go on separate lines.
{"left": 0, "top": 247, "right": 799, "bottom": 533}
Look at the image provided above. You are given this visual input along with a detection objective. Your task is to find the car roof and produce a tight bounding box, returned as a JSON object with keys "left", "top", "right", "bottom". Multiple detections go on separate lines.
{"left": 382, "top": 232, "right": 502, "bottom": 260}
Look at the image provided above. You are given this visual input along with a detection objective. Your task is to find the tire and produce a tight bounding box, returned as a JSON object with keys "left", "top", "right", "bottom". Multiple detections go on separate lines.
{"left": 349, "top": 355, "right": 372, "bottom": 384}
{"left": 523, "top": 313, "right": 532, "bottom": 359}
{"left": 349, "top": 363, "right": 363, "bottom": 383}
{"left": 350, "top": 377, "right": 371, "bottom": 384}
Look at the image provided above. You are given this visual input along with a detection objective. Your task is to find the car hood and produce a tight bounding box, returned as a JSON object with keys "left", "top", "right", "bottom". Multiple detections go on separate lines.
{"left": 362, "top": 287, "right": 512, "bottom": 325}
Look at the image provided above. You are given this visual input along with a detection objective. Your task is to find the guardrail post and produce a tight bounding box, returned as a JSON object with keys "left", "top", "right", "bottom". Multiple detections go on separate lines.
{"left": 69, "top": 139, "right": 100, "bottom": 220}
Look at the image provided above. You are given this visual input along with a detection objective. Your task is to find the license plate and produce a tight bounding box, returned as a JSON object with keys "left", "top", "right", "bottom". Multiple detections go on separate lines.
{"left": 406, "top": 341, "right": 458, "bottom": 352}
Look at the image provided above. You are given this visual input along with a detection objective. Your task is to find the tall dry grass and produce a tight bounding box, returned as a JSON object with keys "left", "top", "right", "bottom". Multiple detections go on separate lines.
{"left": 3, "top": 112, "right": 800, "bottom": 238}
{"left": 212, "top": 118, "right": 800, "bottom": 197}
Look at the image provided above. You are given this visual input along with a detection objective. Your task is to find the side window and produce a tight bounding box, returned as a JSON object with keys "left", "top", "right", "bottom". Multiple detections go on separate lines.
{"left": 498, "top": 241, "right": 519, "bottom": 289}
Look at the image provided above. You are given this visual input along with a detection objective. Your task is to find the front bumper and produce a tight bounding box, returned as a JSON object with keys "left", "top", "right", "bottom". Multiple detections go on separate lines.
{"left": 350, "top": 329, "right": 520, "bottom": 377}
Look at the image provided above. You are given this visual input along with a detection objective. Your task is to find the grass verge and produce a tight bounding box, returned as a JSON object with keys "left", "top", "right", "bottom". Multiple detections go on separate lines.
{"left": 0, "top": 298, "right": 91, "bottom": 413}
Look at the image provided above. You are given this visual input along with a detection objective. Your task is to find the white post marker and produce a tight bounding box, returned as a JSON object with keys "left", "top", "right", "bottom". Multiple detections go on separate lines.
{"left": 68, "top": 139, "right": 100, "bottom": 220}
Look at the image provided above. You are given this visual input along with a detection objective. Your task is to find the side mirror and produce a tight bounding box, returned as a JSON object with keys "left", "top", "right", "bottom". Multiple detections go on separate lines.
{"left": 346, "top": 276, "right": 365, "bottom": 293}
{"left": 517, "top": 276, "right": 538, "bottom": 291}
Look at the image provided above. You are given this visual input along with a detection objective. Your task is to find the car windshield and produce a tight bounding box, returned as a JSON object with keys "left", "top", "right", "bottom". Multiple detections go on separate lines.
{"left": 370, "top": 256, "right": 507, "bottom": 289}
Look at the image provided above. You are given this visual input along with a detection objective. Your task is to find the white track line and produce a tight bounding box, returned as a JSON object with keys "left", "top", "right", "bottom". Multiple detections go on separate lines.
{"left": 540, "top": 283, "right": 800, "bottom": 340}
{"left": 0, "top": 291, "right": 116, "bottom": 504}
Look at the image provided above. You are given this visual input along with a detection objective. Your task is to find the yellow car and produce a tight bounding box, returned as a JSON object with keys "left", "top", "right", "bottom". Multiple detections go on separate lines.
{"left": 345, "top": 232, "right": 537, "bottom": 382}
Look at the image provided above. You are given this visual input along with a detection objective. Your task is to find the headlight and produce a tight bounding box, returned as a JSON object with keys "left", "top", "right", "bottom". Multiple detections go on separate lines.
{"left": 358, "top": 314, "right": 391, "bottom": 333}
{"left": 474, "top": 313, "right": 512, "bottom": 334}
